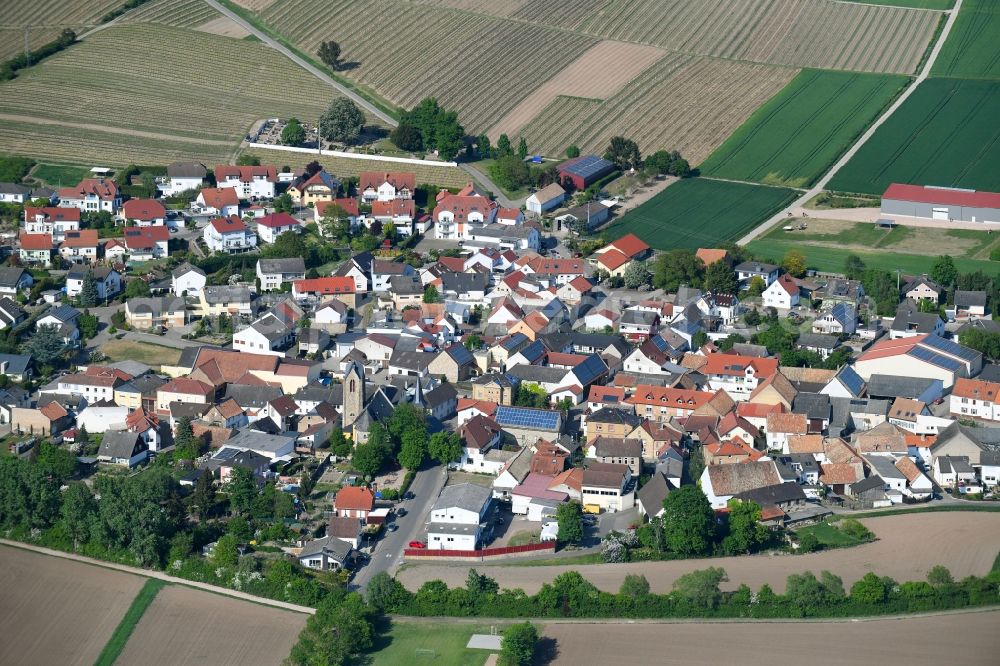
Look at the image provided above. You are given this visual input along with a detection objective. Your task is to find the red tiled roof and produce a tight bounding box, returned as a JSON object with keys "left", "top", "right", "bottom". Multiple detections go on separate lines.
{"left": 857, "top": 335, "right": 926, "bottom": 361}
{"left": 359, "top": 171, "right": 415, "bottom": 192}
{"left": 25, "top": 206, "right": 80, "bottom": 223}
{"left": 58, "top": 178, "right": 118, "bottom": 201}
{"left": 160, "top": 377, "right": 213, "bottom": 396}
{"left": 199, "top": 187, "right": 239, "bottom": 209}
{"left": 497, "top": 207, "right": 522, "bottom": 220}
{"left": 607, "top": 233, "right": 649, "bottom": 258}
{"left": 526, "top": 257, "right": 585, "bottom": 276}
{"left": 293, "top": 277, "right": 355, "bottom": 295}
{"left": 20, "top": 232, "right": 52, "bottom": 250}
{"left": 766, "top": 412, "right": 808, "bottom": 434}
{"left": 123, "top": 225, "right": 169, "bottom": 250}
{"left": 122, "top": 198, "right": 166, "bottom": 221}
{"left": 256, "top": 212, "right": 300, "bottom": 229}
{"left": 335, "top": 486, "right": 374, "bottom": 511}
{"left": 372, "top": 199, "right": 416, "bottom": 218}
{"left": 597, "top": 249, "right": 631, "bottom": 271}
{"left": 214, "top": 164, "right": 276, "bottom": 183}
{"left": 883, "top": 183, "right": 1000, "bottom": 210}
{"left": 628, "top": 385, "right": 714, "bottom": 410}
{"left": 61, "top": 229, "right": 99, "bottom": 247}
{"left": 209, "top": 215, "right": 247, "bottom": 233}
{"left": 317, "top": 198, "right": 359, "bottom": 218}
{"left": 952, "top": 377, "right": 1000, "bottom": 401}
{"left": 703, "top": 354, "right": 779, "bottom": 378}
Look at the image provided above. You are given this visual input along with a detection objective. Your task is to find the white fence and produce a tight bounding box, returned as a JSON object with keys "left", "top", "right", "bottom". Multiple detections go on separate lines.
{"left": 247, "top": 143, "right": 458, "bottom": 168}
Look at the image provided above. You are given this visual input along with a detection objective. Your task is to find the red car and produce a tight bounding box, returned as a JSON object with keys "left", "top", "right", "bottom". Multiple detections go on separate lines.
{"left": 408, "top": 541, "right": 426, "bottom": 549}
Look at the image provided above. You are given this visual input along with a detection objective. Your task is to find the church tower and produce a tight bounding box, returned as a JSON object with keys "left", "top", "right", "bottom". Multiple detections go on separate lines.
{"left": 342, "top": 361, "right": 366, "bottom": 426}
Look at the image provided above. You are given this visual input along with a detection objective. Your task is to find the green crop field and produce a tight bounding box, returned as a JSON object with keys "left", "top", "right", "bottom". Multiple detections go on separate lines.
{"left": 31, "top": 163, "right": 95, "bottom": 187}
{"left": 747, "top": 218, "right": 1000, "bottom": 275}
{"left": 933, "top": 0, "right": 1000, "bottom": 80}
{"left": 371, "top": 621, "right": 495, "bottom": 666}
{"left": 0, "top": 23, "right": 358, "bottom": 168}
{"left": 827, "top": 77, "right": 1000, "bottom": 194}
{"left": 699, "top": 70, "right": 908, "bottom": 188}
{"left": 605, "top": 178, "right": 797, "bottom": 251}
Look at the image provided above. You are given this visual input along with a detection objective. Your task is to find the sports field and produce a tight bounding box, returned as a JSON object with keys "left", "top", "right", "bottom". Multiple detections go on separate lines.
{"left": 827, "top": 77, "right": 1000, "bottom": 194}
{"left": 699, "top": 70, "right": 908, "bottom": 188}
{"left": 371, "top": 621, "right": 496, "bottom": 666}
{"left": 746, "top": 217, "right": 1000, "bottom": 274}
{"left": 604, "top": 178, "right": 798, "bottom": 251}
{"left": 932, "top": 0, "right": 1000, "bottom": 80}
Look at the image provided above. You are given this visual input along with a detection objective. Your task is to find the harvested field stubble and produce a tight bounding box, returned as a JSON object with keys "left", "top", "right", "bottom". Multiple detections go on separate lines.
{"left": 396, "top": 512, "right": 1000, "bottom": 595}
{"left": 114, "top": 584, "right": 306, "bottom": 666}
{"left": 0, "top": 545, "right": 145, "bottom": 666}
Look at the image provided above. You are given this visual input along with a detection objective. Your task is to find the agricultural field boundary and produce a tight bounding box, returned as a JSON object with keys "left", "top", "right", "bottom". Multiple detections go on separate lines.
{"left": 93, "top": 579, "right": 166, "bottom": 666}
{"left": 737, "top": 0, "right": 966, "bottom": 245}
{"left": 0, "top": 539, "right": 316, "bottom": 615}
{"left": 248, "top": 142, "right": 458, "bottom": 167}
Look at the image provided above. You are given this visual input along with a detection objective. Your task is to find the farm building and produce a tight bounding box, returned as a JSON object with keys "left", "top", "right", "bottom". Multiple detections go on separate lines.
{"left": 557, "top": 155, "right": 616, "bottom": 190}
{"left": 881, "top": 184, "right": 1000, "bottom": 223}
{"left": 526, "top": 183, "right": 566, "bottom": 214}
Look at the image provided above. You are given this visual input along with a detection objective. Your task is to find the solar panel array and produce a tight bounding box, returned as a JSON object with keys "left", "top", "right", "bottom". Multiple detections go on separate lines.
{"left": 562, "top": 154, "right": 614, "bottom": 180}
{"left": 649, "top": 334, "right": 669, "bottom": 352}
{"left": 495, "top": 405, "right": 560, "bottom": 430}
{"left": 572, "top": 354, "right": 606, "bottom": 386}
{"left": 921, "top": 334, "right": 980, "bottom": 363}
{"left": 838, "top": 366, "right": 866, "bottom": 396}
{"left": 908, "top": 346, "right": 962, "bottom": 371}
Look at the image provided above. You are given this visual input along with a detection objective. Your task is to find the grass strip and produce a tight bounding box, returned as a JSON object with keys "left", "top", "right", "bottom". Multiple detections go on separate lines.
{"left": 93, "top": 579, "right": 165, "bottom": 666}
{"left": 831, "top": 504, "right": 1000, "bottom": 521}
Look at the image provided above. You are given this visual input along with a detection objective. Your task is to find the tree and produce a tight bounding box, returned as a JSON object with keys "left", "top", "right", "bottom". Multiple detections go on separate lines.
{"left": 463, "top": 334, "right": 482, "bottom": 351}
{"left": 604, "top": 136, "right": 641, "bottom": 170}
{"left": 747, "top": 275, "right": 766, "bottom": 297}
{"left": 227, "top": 466, "right": 258, "bottom": 516}
{"left": 496, "top": 134, "right": 512, "bottom": 157}
{"left": 398, "top": 437, "right": 426, "bottom": 470}
{"left": 488, "top": 155, "right": 531, "bottom": 191}
{"left": 555, "top": 501, "right": 583, "bottom": 545}
{"left": 62, "top": 482, "right": 96, "bottom": 549}
{"left": 428, "top": 431, "right": 462, "bottom": 466}
{"left": 703, "top": 260, "right": 738, "bottom": 294}
{"left": 669, "top": 157, "right": 691, "bottom": 178}
{"left": 213, "top": 533, "right": 239, "bottom": 567}
{"left": 476, "top": 133, "right": 492, "bottom": 158}
{"left": 125, "top": 278, "right": 151, "bottom": 299}
{"left": 851, "top": 572, "right": 891, "bottom": 604}
{"left": 672, "top": 567, "right": 727, "bottom": 609}
{"left": 77, "top": 311, "right": 98, "bottom": 340}
{"left": 281, "top": 118, "right": 306, "bottom": 146}
{"left": 722, "top": 500, "right": 768, "bottom": 555}
{"left": 498, "top": 621, "right": 538, "bottom": 666}
{"left": 23, "top": 324, "right": 65, "bottom": 365}
{"left": 351, "top": 442, "right": 385, "bottom": 479}
{"left": 566, "top": 145, "right": 580, "bottom": 158}
{"left": 320, "top": 98, "right": 365, "bottom": 145}
{"left": 644, "top": 149, "right": 673, "bottom": 175}
{"left": 930, "top": 255, "right": 958, "bottom": 287}
{"left": 173, "top": 417, "right": 199, "bottom": 462}
{"left": 236, "top": 153, "right": 260, "bottom": 166}
{"left": 660, "top": 485, "right": 715, "bottom": 555}
{"left": 390, "top": 121, "right": 423, "bottom": 151}
{"left": 285, "top": 589, "right": 374, "bottom": 666}
{"left": 927, "top": 565, "right": 953, "bottom": 587}
{"left": 517, "top": 136, "right": 528, "bottom": 160}
{"left": 782, "top": 250, "right": 806, "bottom": 278}
{"left": 189, "top": 468, "right": 216, "bottom": 520}
{"left": 383, "top": 221, "right": 396, "bottom": 239}
{"left": 273, "top": 191, "right": 294, "bottom": 214}
{"left": 652, "top": 249, "right": 704, "bottom": 292}
{"left": 317, "top": 40, "right": 341, "bottom": 69}
{"left": 79, "top": 270, "right": 98, "bottom": 307}
{"left": 423, "top": 284, "right": 440, "bottom": 303}
{"left": 844, "top": 254, "right": 866, "bottom": 280}
{"left": 620, "top": 573, "right": 650, "bottom": 600}
{"left": 329, "top": 428, "right": 352, "bottom": 458}
{"left": 365, "top": 571, "right": 410, "bottom": 613}
{"left": 622, "top": 261, "right": 651, "bottom": 289}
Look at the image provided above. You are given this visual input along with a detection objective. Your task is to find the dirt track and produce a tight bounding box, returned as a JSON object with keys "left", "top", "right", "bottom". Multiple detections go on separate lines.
{"left": 0, "top": 545, "right": 145, "bottom": 665}
{"left": 542, "top": 610, "right": 1000, "bottom": 665}
{"left": 397, "top": 512, "right": 1000, "bottom": 594}
{"left": 115, "top": 584, "right": 306, "bottom": 666}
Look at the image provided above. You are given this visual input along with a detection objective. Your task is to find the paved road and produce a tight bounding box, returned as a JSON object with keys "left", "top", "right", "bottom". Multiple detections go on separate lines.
{"left": 205, "top": 0, "right": 396, "bottom": 127}
{"left": 350, "top": 464, "right": 448, "bottom": 591}
{"left": 737, "top": 0, "right": 966, "bottom": 245}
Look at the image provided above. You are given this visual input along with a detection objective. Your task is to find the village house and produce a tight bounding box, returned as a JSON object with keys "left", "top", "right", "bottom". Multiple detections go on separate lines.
{"left": 214, "top": 164, "right": 277, "bottom": 199}
{"left": 288, "top": 170, "right": 340, "bottom": 206}
{"left": 196, "top": 187, "right": 240, "bottom": 217}
{"left": 434, "top": 184, "right": 498, "bottom": 240}
{"left": 359, "top": 171, "right": 415, "bottom": 202}
{"left": 196, "top": 285, "right": 253, "bottom": 317}
{"left": 19, "top": 232, "right": 53, "bottom": 265}
{"left": 66, "top": 265, "right": 121, "bottom": 301}
{"left": 121, "top": 198, "right": 167, "bottom": 227}
{"left": 158, "top": 162, "right": 207, "bottom": 197}
{"left": 123, "top": 225, "right": 170, "bottom": 261}
{"left": 59, "top": 230, "right": 100, "bottom": 264}
{"left": 525, "top": 182, "right": 566, "bottom": 215}
{"left": 172, "top": 263, "right": 206, "bottom": 298}
{"left": 58, "top": 178, "right": 121, "bottom": 213}
{"left": 257, "top": 257, "right": 306, "bottom": 292}
{"left": 703, "top": 353, "right": 779, "bottom": 401}
{"left": 255, "top": 212, "right": 302, "bottom": 244}
{"left": 427, "top": 483, "right": 493, "bottom": 550}
{"left": 203, "top": 215, "right": 257, "bottom": 254}
{"left": 581, "top": 461, "right": 633, "bottom": 512}
{"left": 292, "top": 276, "right": 356, "bottom": 308}
{"left": 126, "top": 296, "right": 187, "bottom": 330}
{"left": 24, "top": 206, "right": 80, "bottom": 242}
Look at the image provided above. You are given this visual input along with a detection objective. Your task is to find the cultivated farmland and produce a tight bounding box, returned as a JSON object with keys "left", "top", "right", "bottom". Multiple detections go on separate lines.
{"left": 488, "top": 40, "right": 666, "bottom": 141}
{"left": 827, "top": 77, "right": 1000, "bottom": 194}
{"left": 0, "top": 545, "right": 145, "bottom": 666}
{"left": 114, "top": 584, "right": 306, "bottom": 666}
{"left": 603, "top": 178, "right": 797, "bottom": 251}
{"left": 518, "top": 54, "right": 796, "bottom": 161}
{"left": 240, "top": 148, "right": 470, "bottom": 189}
{"left": 397, "top": 511, "right": 1000, "bottom": 594}
{"left": 259, "top": 0, "right": 598, "bottom": 133}
{"left": 932, "top": 0, "right": 1000, "bottom": 80}
{"left": 0, "top": 0, "right": 119, "bottom": 61}
{"left": 699, "top": 70, "right": 908, "bottom": 187}
{"left": 542, "top": 612, "right": 1000, "bottom": 666}
{"left": 0, "top": 23, "right": 356, "bottom": 167}
{"left": 120, "top": 0, "right": 222, "bottom": 29}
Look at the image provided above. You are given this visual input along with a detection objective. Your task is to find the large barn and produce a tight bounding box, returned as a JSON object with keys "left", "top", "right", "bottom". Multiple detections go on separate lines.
{"left": 881, "top": 183, "right": 1000, "bottom": 223}
{"left": 557, "top": 155, "right": 616, "bottom": 190}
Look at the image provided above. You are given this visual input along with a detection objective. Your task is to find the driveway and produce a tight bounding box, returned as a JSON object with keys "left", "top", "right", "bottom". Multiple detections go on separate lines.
{"left": 350, "top": 464, "right": 447, "bottom": 591}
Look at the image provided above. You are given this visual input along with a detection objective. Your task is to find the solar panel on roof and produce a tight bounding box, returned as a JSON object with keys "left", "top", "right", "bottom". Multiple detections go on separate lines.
{"left": 909, "top": 346, "right": 962, "bottom": 371}
{"left": 563, "top": 155, "right": 614, "bottom": 180}
{"left": 495, "top": 406, "right": 560, "bottom": 430}
{"left": 838, "top": 366, "right": 866, "bottom": 395}
{"left": 573, "top": 354, "right": 606, "bottom": 385}
{"left": 921, "top": 334, "right": 980, "bottom": 362}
